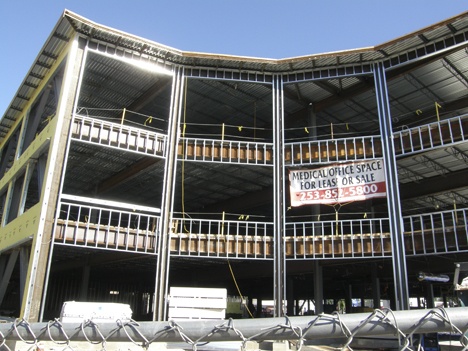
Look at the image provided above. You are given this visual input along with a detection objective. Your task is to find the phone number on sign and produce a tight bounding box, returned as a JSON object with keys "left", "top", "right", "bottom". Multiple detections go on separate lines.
{"left": 298, "top": 184, "right": 381, "bottom": 201}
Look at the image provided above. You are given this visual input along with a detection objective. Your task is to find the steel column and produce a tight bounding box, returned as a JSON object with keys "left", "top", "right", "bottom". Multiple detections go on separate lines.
{"left": 272, "top": 74, "right": 286, "bottom": 317}
{"left": 372, "top": 263, "right": 381, "bottom": 309}
{"left": 373, "top": 62, "right": 409, "bottom": 310}
{"left": 154, "top": 66, "right": 184, "bottom": 321}
{"left": 19, "top": 247, "right": 29, "bottom": 309}
{"left": 40, "top": 39, "right": 89, "bottom": 322}
{"left": 21, "top": 35, "right": 85, "bottom": 322}
{"left": 313, "top": 260, "right": 324, "bottom": 314}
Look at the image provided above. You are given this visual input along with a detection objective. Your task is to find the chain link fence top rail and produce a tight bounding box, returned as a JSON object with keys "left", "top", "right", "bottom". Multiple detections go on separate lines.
{"left": 0, "top": 307, "right": 467, "bottom": 351}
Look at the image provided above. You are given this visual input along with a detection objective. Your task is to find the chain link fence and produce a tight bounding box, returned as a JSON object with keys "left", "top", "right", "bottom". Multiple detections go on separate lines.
{"left": 1, "top": 307, "right": 467, "bottom": 351}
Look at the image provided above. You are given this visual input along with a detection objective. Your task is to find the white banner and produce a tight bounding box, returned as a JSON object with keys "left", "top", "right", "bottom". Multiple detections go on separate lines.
{"left": 289, "top": 159, "right": 386, "bottom": 206}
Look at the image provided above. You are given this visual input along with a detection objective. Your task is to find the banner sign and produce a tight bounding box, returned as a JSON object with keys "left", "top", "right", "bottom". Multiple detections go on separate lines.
{"left": 289, "top": 159, "right": 386, "bottom": 206}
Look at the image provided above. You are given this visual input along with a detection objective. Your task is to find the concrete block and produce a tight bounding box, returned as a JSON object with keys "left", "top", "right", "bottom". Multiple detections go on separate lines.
{"left": 245, "top": 340, "right": 261, "bottom": 350}
{"left": 272, "top": 340, "right": 290, "bottom": 351}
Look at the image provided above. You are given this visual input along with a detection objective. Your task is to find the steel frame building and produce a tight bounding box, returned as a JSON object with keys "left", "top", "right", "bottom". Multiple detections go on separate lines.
{"left": 1, "top": 10, "right": 468, "bottom": 322}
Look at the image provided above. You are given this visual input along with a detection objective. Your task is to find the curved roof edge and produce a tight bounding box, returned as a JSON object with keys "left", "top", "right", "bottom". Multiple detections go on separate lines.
{"left": 64, "top": 9, "right": 376, "bottom": 64}
{"left": 63, "top": 9, "right": 468, "bottom": 64}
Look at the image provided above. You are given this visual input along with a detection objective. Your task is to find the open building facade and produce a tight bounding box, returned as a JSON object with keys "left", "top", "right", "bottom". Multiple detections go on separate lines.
{"left": 1, "top": 10, "right": 468, "bottom": 321}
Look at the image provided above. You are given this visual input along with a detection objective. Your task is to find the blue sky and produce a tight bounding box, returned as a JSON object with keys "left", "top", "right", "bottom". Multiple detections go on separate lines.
{"left": 1, "top": 1, "right": 467, "bottom": 115}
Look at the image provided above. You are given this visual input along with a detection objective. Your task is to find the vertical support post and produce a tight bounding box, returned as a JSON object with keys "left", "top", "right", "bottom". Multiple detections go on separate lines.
{"left": 272, "top": 74, "right": 286, "bottom": 317}
{"left": 2, "top": 182, "right": 14, "bottom": 227}
{"left": 36, "top": 154, "right": 47, "bottom": 195}
{"left": 309, "top": 106, "right": 324, "bottom": 311}
{"left": 19, "top": 247, "right": 29, "bottom": 306}
{"left": 154, "top": 66, "right": 183, "bottom": 321}
{"left": 22, "top": 35, "right": 85, "bottom": 322}
{"left": 0, "top": 256, "right": 6, "bottom": 284}
{"left": 255, "top": 298, "right": 263, "bottom": 318}
{"left": 79, "top": 257, "right": 90, "bottom": 301}
{"left": 360, "top": 286, "right": 365, "bottom": 309}
{"left": 287, "top": 276, "right": 294, "bottom": 315}
{"left": 372, "top": 263, "right": 381, "bottom": 309}
{"left": 40, "top": 40, "right": 89, "bottom": 322}
{"left": 313, "top": 260, "right": 324, "bottom": 314}
{"left": 425, "top": 283, "right": 435, "bottom": 308}
{"left": 308, "top": 107, "right": 325, "bottom": 315}
{"left": 308, "top": 105, "right": 318, "bottom": 139}
{"left": 346, "top": 284, "right": 353, "bottom": 313}
{"left": 308, "top": 106, "right": 322, "bottom": 233}
{"left": 373, "top": 62, "right": 409, "bottom": 310}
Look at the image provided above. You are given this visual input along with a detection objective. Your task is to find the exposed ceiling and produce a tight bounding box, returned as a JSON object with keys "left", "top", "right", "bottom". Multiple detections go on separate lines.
{"left": 61, "top": 55, "right": 468, "bottom": 219}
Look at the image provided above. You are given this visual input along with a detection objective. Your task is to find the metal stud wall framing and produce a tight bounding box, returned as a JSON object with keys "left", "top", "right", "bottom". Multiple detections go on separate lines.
{"left": 52, "top": 204, "right": 468, "bottom": 260}
{"left": 71, "top": 115, "right": 167, "bottom": 158}
{"left": 179, "top": 137, "right": 274, "bottom": 165}
{"left": 285, "top": 135, "right": 382, "bottom": 165}
{"left": 285, "top": 113, "right": 468, "bottom": 165}
{"left": 394, "top": 114, "right": 468, "bottom": 157}
{"left": 184, "top": 67, "right": 273, "bottom": 83}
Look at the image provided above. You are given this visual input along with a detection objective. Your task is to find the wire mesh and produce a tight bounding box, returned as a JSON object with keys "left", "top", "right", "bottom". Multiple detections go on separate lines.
{"left": 0, "top": 307, "right": 467, "bottom": 351}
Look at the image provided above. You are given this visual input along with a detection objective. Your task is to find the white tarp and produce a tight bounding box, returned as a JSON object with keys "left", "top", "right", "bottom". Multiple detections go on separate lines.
{"left": 289, "top": 159, "right": 387, "bottom": 206}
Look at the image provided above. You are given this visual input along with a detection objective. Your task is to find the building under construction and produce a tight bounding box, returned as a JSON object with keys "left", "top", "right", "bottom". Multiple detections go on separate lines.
{"left": 1, "top": 10, "right": 468, "bottom": 322}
